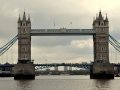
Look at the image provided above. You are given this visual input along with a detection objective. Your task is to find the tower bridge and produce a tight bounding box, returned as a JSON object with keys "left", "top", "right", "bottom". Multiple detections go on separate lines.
{"left": 0, "top": 10, "right": 120, "bottom": 79}
{"left": 30, "top": 29, "right": 96, "bottom": 36}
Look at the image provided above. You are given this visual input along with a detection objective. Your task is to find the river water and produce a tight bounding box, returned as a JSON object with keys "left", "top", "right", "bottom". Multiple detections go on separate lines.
{"left": 0, "top": 75, "right": 120, "bottom": 90}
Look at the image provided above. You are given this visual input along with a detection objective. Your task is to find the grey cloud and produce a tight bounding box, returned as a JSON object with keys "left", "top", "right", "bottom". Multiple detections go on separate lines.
{"left": 0, "top": 0, "right": 120, "bottom": 64}
{"left": 31, "top": 36, "right": 93, "bottom": 47}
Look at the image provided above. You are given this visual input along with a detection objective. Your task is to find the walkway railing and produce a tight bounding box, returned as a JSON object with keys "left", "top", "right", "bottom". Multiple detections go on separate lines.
{"left": 30, "top": 29, "right": 96, "bottom": 36}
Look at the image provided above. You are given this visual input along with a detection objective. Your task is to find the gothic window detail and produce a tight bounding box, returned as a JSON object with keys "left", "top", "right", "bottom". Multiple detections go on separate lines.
{"left": 21, "top": 47, "right": 27, "bottom": 51}
{"left": 21, "top": 29, "right": 27, "bottom": 33}
{"left": 21, "top": 54, "right": 28, "bottom": 59}
{"left": 23, "top": 23, "right": 26, "bottom": 26}
{"left": 101, "top": 23, "right": 103, "bottom": 25}
{"left": 99, "top": 38, "right": 106, "bottom": 42}
{"left": 23, "top": 29, "right": 26, "bottom": 33}
{"left": 99, "top": 46, "right": 106, "bottom": 51}
{"left": 99, "top": 54, "right": 106, "bottom": 60}
{"left": 21, "top": 39, "right": 27, "bottom": 43}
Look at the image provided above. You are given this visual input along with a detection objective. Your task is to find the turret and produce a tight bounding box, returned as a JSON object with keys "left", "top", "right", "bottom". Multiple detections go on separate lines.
{"left": 93, "top": 10, "right": 109, "bottom": 63}
{"left": 105, "top": 14, "right": 109, "bottom": 26}
{"left": 93, "top": 10, "right": 109, "bottom": 28}
{"left": 17, "top": 11, "right": 31, "bottom": 27}
{"left": 17, "top": 11, "right": 31, "bottom": 62}
{"left": 22, "top": 12, "right": 26, "bottom": 26}
{"left": 18, "top": 14, "right": 21, "bottom": 27}
{"left": 27, "top": 14, "right": 31, "bottom": 26}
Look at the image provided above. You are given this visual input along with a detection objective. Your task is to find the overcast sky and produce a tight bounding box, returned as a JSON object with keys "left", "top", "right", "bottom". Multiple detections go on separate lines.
{"left": 0, "top": 0, "right": 120, "bottom": 69}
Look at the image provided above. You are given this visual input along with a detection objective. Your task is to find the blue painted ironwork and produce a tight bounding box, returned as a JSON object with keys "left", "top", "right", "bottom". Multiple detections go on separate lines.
{"left": 35, "top": 63, "right": 92, "bottom": 70}
{"left": 0, "top": 33, "right": 120, "bottom": 71}
{"left": 0, "top": 35, "right": 18, "bottom": 56}
{"left": 1, "top": 63, "right": 120, "bottom": 71}
{"left": 0, "top": 34, "right": 119, "bottom": 57}
{"left": 109, "top": 34, "right": 120, "bottom": 52}
{"left": 30, "top": 29, "right": 96, "bottom": 36}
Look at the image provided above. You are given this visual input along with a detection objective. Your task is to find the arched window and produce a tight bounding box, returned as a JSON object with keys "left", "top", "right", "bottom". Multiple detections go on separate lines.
{"left": 23, "top": 23, "right": 26, "bottom": 26}
{"left": 21, "top": 54, "right": 28, "bottom": 59}
{"left": 21, "top": 47, "right": 27, "bottom": 51}
{"left": 23, "top": 29, "right": 26, "bottom": 33}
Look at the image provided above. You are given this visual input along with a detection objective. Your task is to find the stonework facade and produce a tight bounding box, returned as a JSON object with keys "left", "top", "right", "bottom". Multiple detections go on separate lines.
{"left": 93, "top": 11, "right": 109, "bottom": 63}
{"left": 14, "top": 12, "right": 35, "bottom": 79}
{"left": 17, "top": 12, "right": 31, "bottom": 63}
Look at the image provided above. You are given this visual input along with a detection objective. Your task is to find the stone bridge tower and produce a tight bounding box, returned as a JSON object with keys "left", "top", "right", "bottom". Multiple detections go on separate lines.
{"left": 14, "top": 12, "right": 35, "bottom": 80}
{"left": 91, "top": 10, "right": 114, "bottom": 79}
{"left": 17, "top": 12, "right": 31, "bottom": 63}
{"left": 93, "top": 10, "right": 109, "bottom": 64}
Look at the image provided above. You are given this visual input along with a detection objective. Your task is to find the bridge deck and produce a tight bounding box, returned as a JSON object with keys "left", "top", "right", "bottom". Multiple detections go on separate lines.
{"left": 1, "top": 63, "right": 120, "bottom": 67}
{"left": 30, "top": 29, "right": 96, "bottom": 36}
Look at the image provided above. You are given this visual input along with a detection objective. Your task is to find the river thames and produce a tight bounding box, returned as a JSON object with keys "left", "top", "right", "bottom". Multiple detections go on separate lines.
{"left": 0, "top": 75, "right": 120, "bottom": 90}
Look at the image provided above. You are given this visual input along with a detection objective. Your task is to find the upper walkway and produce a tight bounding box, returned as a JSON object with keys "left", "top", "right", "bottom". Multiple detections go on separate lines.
{"left": 30, "top": 29, "right": 96, "bottom": 36}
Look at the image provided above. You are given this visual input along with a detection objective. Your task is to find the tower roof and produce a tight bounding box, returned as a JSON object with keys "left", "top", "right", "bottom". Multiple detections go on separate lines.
{"left": 22, "top": 12, "right": 26, "bottom": 21}
{"left": 98, "top": 11, "right": 103, "bottom": 21}
{"left": 28, "top": 14, "right": 31, "bottom": 23}
{"left": 18, "top": 14, "right": 21, "bottom": 23}
{"left": 105, "top": 14, "right": 108, "bottom": 22}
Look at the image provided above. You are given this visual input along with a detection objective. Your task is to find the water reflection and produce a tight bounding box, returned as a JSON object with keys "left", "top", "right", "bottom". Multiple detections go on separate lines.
{"left": 93, "top": 79, "right": 111, "bottom": 90}
{"left": 16, "top": 80, "right": 33, "bottom": 90}
{"left": 0, "top": 76, "right": 119, "bottom": 90}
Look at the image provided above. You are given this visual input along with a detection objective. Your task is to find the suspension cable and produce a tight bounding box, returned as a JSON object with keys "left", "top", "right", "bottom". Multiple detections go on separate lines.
{"left": 0, "top": 37, "right": 18, "bottom": 56}
{"left": 0, "top": 35, "right": 18, "bottom": 50}
{"left": 11, "top": 44, "right": 13, "bottom": 64}
{"left": 1, "top": 54, "right": 3, "bottom": 64}
{"left": 116, "top": 49, "right": 117, "bottom": 63}
{"left": 111, "top": 43, "right": 112, "bottom": 63}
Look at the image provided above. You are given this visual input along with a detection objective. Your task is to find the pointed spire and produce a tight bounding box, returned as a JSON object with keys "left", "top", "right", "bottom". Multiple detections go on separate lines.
{"left": 105, "top": 13, "right": 108, "bottom": 22}
{"left": 28, "top": 14, "right": 31, "bottom": 23}
{"left": 22, "top": 11, "right": 26, "bottom": 22}
{"left": 98, "top": 10, "right": 103, "bottom": 21}
{"left": 18, "top": 14, "right": 21, "bottom": 23}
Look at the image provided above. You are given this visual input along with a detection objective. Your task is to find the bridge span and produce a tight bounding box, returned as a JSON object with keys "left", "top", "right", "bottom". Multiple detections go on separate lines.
{"left": 1, "top": 63, "right": 120, "bottom": 71}
{"left": 1, "top": 10, "right": 120, "bottom": 79}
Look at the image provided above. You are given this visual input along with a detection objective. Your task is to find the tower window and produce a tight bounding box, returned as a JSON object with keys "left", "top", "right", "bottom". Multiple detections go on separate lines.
{"left": 21, "top": 39, "right": 27, "bottom": 43}
{"left": 23, "top": 29, "right": 25, "bottom": 32}
{"left": 21, "top": 54, "right": 28, "bottom": 59}
{"left": 22, "top": 29, "right": 26, "bottom": 33}
{"left": 21, "top": 47, "right": 27, "bottom": 51}
{"left": 23, "top": 23, "right": 26, "bottom": 26}
{"left": 99, "top": 54, "right": 106, "bottom": 60}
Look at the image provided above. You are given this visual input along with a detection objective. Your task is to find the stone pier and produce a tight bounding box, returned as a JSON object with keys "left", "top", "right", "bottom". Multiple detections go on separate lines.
{"left": 14, "top": 63, "right": 35, "bottom": 80}
{"left": 90, "top": 64, "right": 114, "bottom": 79}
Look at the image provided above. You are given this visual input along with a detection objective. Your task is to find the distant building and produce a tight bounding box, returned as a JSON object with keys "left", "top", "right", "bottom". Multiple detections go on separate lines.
{"left": 82, "top": 62, "right": 87, "bottom": 64}
{"left": 64, "top": 66, "right": 68, "bottom": 72}
{"left": 54, "top": 66, "right": 58, "bottom": 71}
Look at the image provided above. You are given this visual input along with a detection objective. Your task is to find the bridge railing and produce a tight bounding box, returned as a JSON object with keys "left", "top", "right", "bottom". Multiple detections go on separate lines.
{"left": 30, "top": 29, "right": 96, "bottom": 36}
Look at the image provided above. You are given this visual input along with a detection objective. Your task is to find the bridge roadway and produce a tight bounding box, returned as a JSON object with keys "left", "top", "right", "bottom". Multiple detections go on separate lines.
{"left": 30, "top": 29, "right": 96, "bottom": 36}
{"left": 1, "top": 63, "right": 120, "bottom": 70}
